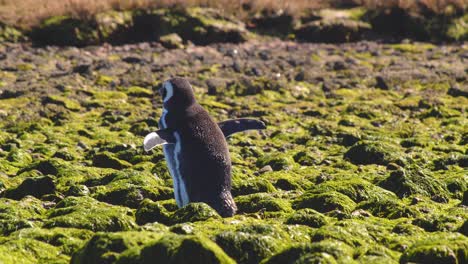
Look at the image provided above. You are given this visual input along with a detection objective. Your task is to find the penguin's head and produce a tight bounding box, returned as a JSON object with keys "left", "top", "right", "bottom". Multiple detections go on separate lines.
{"left": 159, "top": 77, "right": 196, "bottom": 111}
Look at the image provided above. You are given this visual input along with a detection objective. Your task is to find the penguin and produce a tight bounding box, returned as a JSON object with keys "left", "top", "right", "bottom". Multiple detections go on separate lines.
{"left": 143, "top": 77, "right": 265, "bottom": 217}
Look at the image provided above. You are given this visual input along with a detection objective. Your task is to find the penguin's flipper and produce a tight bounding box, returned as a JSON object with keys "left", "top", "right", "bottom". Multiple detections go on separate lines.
{"left": 143, "top": 129, "right": 176, "bottom": 152}
{"left": 218, "top": 118, "right": 266, "bottom": 138}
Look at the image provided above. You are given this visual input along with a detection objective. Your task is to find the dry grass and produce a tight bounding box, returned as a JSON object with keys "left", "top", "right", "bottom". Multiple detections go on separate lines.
{"left": 0, "top": 0, "right": 466, "bottom": 29}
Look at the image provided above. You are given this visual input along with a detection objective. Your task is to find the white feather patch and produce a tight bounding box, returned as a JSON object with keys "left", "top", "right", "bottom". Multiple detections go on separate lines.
{"left": 173, "top": 132, "right": 189, "bottom": 207}
{"left": 163, "top": 81, "right": 174, "bottom": 103}
{"left": 143, "top": 132, "right": 168, "bottom": 152}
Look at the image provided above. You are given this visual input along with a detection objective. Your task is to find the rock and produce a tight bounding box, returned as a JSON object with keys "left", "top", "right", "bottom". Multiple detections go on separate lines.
{"left": 256, "top": 154, "right": 295, "bottom": 171}
{"left": 0, "top": 22, "right": 25, "bottom": 43}
{"left": 136, "top": 234, "right": 236, "bottom": 264}
{"left": 357, "top": 197, "right": 416, "bottom": 219}
{"left": 286, "top": 209, "right": 328, "bottom": 228}
{"left": 159, "top": 33, "right": 184, "bottom": 49}
{"left": 235, "top": 193, "right": 291, "bottom": 214}
{"left": 31, "top": 16, "right": 99, "bottom": 46}
{"left": 263, "top": 240, "right": 355, "bottom": 264}
{"left": 71, "top": 231, "right": 163, "bottom": 264}
{"left": 0, "top": 89, "right": 25, "bottom": 99}
{"left": 447, "top": 84, "right": 468, "bottom": 98}
{"left": 4, "top": 175, "right": 55, "bottom": 200}
{"left": 94, "top": 10, "right": 134, "bottom": 44}
{"left": 0, "top": 196, "right": 45, "bottom": 235}
{"left": 73, "top": 64, "right": 92, "bottom": 75}
{"left": 44, "top": 196, "right": 136, "bottom": 232}
{"left": 126, "top": 86, "right": 153, "bottom": 98}
{"left": 400, "top": 233, "right": 467, "bottom": 264}
{"left": 136, "top": 199, "right": 172, "bottom": 225}
{"left": 293, "top": 191, "right": 356, "bottom": 213}
{"left": 249, "top": 11, "right": 294, "bottom": 35}
{"left": 344, "top": 141, "right": 399, "bottom": 166}
{"left": 171, "top": 203, "right": 221, "bottom": 224}
{"left": 231, "top": 178, "right": 276, "bottom": 196}
{"left": 42, "top": 95, "right": 81, "bottom": 111}
{"left": 379, "top": 166, "right": 448, "bottom": 198}
{"left": 65, "top": 184, "right": 90, "bottom": 197}
{"left": 375, "top": 75, "right": 390, "bottom": 90}
{"left": 133, "top": 8, "right": 249, "bottom": 45}
{"left": 206, "top": 78, "right": 228, "bottom": 95}
{"left": 463, "top": 190, "right": 468, "bottom": 206}
{"left": 215, "top": 224, "right": 289, "bottom": 264}
{"left": 257, "top": 165, "right": 273, "bottom": 174}
{"left": 92, "top": 152, "right": 132, "bottom": 169}
{"left": 295, "top": 18, "right": 370, "bottom": 43}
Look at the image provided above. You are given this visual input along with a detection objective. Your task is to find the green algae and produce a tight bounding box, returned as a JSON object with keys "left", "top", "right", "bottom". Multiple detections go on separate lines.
{"left": 11, "top": 227, "right": 94, "bottom": 255}
{"left": 236, "top": 193, "right": 292, "bottom": 214}
{"left": 400, "top": 233, "right": 467, "bottom": 264}
{"left": 0, "top": 237, "right": 69, "bottom": 264}
{"left": 0, "top": 197, "right": 45, "bottom": 235}
{"left": 120, "top": 233, "right": 236, "bottom": 264}
{"left": 71, "top": 231, "right": 163, "bottom": 264}
{"left": 0, "top": 40, "right": 466, "bottom": 264}
{"left": 294, "top": 191, "right": 356, "bottom": 213}
{"left": 286, "top": 208, "right": 329, "bottom": 228}
{"left": 45, "top": 196, "right": 137, "bottom": 232}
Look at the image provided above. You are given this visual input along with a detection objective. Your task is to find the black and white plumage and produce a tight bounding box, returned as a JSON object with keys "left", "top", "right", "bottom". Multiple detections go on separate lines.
{"left": 143, "top": 77, "right": 265, "bottom": 217}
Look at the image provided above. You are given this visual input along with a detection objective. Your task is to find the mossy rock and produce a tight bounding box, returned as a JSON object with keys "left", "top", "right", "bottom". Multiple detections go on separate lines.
{"left": 6, "top": 148, "right": 32, "bottom": 167}
{"left": 92, "top": 152, "right": 132, "bottom": 169}
{"left": 344, "top": 141, "right": 399, "bottom": 166}
{"left": 0, "top": 197, "right": 45, "bottom": 235}
{"left": 378, "top": 166, "right": 448, "bottom": 198}
{"left": 400, "top": 233, "right": 468, "bottom": 264}
{"left": 412, "top": 214, "right": 463, "bottom": 232}
{"left": 357, "top": 197, "right": 417, "bottom": 219}
{"left": 0, "top": 22, "right": 26, "bottom": 43}
{"left": 129, "top": 234, "right": 235, "bottom": 264}
{"left": 262, "top": 240, "right": 355, "bottom": 264}
{"left": 232, "top": 178, "right": 276, "bottom": 196}
{"left": 4, "top": 175, "right": 55, "bottom": 200}
{"left": 294, "top": 191, "right": 356, "bottom": 213}
{"left": 44, "top": 196, "right": 137, "bottom": 232}
{"left": 10, "top": 227, "right": 94, "bottom": 256}
{"left": 0, "top": 238, "right": 69, "bottom": 264}
{"left": 136, "top": 199, "right": 172, "bottom": 225}
{"left": 171, "top": 203, "right": 221, "bottom": 224}
{"left": 132, "top": 7, "right": 248, "bottom": 45}
{"left": 125, "top": 86, "right": 153, "bottom": 98}
{"left": 91, "top": 169, "right": 172, "bottom": 208}
{"left": 295, "top": 18, "right": 371, "bottom": 43}
{"left": 95, "top": 10, "right": 134, "bottom": 44}
{"left": 446, "top": 14, "right": 468, "bottom": 41}
{"left": 256, "top": 154, "right": 295, "bottom": 171}
{"left": 159, "top": 33, "right": 184, "bottom": 49}
{"left": 71, "top": 231, "right": 163, "bottom": 264}
{"left": 235, "top": 193, "right": 292, "bottom": 214}
{"left": 306, "top": 178, "right": 397, "bottom": 203}
{"left": 215, "top": 224, "right": 290, "bottom": 264}
{"left": 285, "top": 208, "right": 329, "bottom": 228}
{"left": 43, "top": 95, "right": 81, "bottom": 111}
{"left": 31, "top": 16, "right": 99, "bottom": 46}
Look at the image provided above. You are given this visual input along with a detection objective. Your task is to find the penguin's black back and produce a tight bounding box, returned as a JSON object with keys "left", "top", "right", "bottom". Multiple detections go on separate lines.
{"left": 171, "top": 103, "right": 235, "bottom": 216}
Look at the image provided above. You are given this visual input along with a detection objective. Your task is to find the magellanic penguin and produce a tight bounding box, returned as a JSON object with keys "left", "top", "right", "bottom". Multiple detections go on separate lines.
{"left": 143, "top": 77, "right": 266, "bottom": 217}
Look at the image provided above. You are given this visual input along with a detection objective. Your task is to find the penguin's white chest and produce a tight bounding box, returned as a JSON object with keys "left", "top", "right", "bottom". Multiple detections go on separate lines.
{"left": 160, "top": 111, "right": 189, "bottom": 207}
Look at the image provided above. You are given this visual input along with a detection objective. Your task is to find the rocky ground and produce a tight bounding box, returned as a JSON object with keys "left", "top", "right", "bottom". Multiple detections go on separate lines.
{"left": 0, "top": 39, "right": 467, "bottom": 263}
